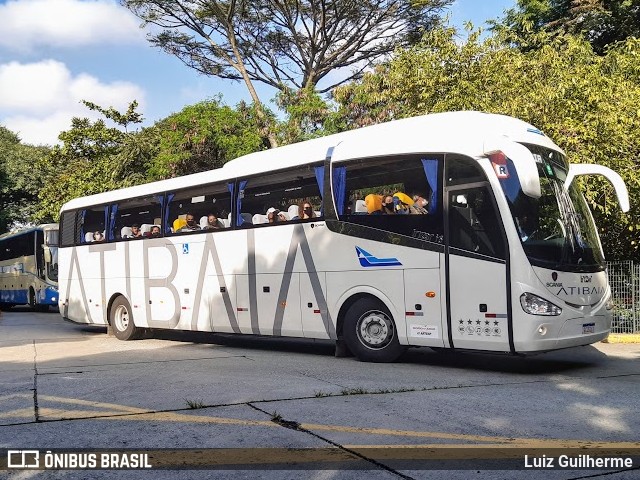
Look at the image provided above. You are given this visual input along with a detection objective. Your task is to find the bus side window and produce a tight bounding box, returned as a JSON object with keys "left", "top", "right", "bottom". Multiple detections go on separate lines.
{"left": 112, "top": 195, "right": 163, "bottom": 240}
{"left": 336, "top": 154, "right": 443, "bottom": 240}
{"left": 237, "top": 163, "right": 324, "bottom": 228}
{"left": 448, "top": 187, "right": 505, "bottom": 259}
{"left": 167, "top": 183, "right": 231, "bottom": 235}
{"left": 79, "top": 205, "right": 108, "bottom": 244}
{"left": 445, "top": 155, "right": 487, "bottom": 186}
{"left": 60, "top": 211, "right": 77, "bottom": 248}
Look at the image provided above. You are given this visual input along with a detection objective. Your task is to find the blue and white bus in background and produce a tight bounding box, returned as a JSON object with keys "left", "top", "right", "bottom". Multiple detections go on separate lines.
{"left": 57, "top": 112, "right": 629, "bottom": 361}
{"left": 0, "top": 224, "right": 59, "bottom": 311}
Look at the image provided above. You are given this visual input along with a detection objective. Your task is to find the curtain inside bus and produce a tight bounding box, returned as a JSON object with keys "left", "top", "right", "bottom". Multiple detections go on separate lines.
{"left": 163, "top": 194, "right": 174, "bottom": 233}
{"left": 108, "top": 204, "right": 118, "bottom": 241}
{"left": 332, "top": 166, "right": 346, "bottom": 215}
{"left": 422, "top": 159, "right": 439, "bottom": 214}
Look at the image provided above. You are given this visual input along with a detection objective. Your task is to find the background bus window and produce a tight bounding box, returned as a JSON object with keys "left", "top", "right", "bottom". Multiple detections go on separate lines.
{"left": 448, "top": 187, "right": 505, "bottom": 259}
{"left": 334, "top": 155, "right": 443, "bottom": 241}
{"left": 112, "top": 195, "right": 163, "bottom": 240}
{"left": 238, "top": 164, "right": 323, "bottom": 227}
{"left": 78, "top": 206, "right": 108, "bottom": 244}
{"left": 0, "top": 231, "right": 34, "bottom": 260}
{"left": 167, "top": 183, "right": 231, "bottom": 234}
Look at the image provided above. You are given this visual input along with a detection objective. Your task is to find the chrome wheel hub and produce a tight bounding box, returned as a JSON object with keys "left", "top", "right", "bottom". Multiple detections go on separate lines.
{"left": 114, "top": 305, "right": 129, "bottom": 332}
{"left": 357, "top": 310, "right": 393, "bottom": 349}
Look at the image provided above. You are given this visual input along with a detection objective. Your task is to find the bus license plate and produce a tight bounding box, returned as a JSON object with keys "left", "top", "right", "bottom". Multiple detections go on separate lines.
{"left": 582, "top": 323, "right": 595, "bottom": 334}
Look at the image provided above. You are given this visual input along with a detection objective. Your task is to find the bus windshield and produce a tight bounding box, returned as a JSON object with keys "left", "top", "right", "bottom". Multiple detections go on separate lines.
{"left": 499, "top": 144, "right": 604, "bottom": 272}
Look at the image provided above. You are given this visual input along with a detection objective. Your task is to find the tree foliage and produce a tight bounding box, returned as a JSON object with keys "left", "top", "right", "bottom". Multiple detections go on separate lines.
{"left": 148, "top": 99, "right": 269, "bottom": 179}
{"left": 333, "top": 27, "right": 640, "bottom": 259}
{"left": 33, "top": 99, "right": 269, "bottom": 222}
{"left": 36, "top": 101, "right": 150, "bottom": 222}
{"left": 497, "top": 0, "right": 640, "bottom": 53}
{"left": 0, "top": 127, "right": 51, "bottom": 231}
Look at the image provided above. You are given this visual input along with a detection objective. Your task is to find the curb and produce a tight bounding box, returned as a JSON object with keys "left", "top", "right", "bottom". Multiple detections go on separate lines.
{"left": 602, "top": 334, "right": 640, "bottom": 344}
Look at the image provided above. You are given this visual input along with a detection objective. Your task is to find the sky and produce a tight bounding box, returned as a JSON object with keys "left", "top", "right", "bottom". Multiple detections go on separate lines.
{"left": 0, "top": 0, "right": 516, "bottom": 146}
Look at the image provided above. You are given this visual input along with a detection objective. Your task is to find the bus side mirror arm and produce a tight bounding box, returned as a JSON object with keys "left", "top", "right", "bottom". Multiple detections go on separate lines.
{"left": 564, "top": 164, "right": 630, "bottom": 213}
{"left": 43, "top": 245, "right": 51, "bottom": 263}
{"left": 484, "top": 138, "right": 541, "bottom": 199}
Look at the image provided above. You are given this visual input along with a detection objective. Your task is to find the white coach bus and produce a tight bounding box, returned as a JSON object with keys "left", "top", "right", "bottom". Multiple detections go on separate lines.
{"left": 57, "top": 112, "right": 629, "bottom": 361}
{"left": 0, "top": 224, "right": 59, "bottom": 311}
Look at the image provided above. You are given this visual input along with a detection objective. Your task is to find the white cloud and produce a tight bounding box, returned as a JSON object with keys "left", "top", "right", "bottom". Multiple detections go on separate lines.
{"left": 0, "top": 59, "right": 145, "bottom": 145}
{"left": 0, "top": 0, "right": 142, "bottom": 52}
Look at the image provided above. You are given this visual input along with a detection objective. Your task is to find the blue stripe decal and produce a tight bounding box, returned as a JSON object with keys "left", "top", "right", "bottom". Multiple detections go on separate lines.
{"left": 0, "top": 289, "right": 29, "bottom": 304}
{"left": 356, "top": 246, "right": 402, "bottom": 268}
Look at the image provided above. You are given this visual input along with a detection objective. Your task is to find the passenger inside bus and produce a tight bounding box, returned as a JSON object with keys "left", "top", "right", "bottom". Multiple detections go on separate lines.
{"left": 392, "top": 192, "right": 414, "bottom": 214}
{"left": 364, "top": 194, "right": 383, "bottom": 214}
{"left": 149, "top": 225, "right": 161, "bottom": 238}
{"left": 410, "top": 194, "right": 429, "bottom": 214}
{"left": 202, "top": 213, "right": 224, "bottom": 230}
{"left": 381, "top": 195, "right": 395, "bottom": 214}
{"left": 179, "top": 214, "right": 200, "bottom": 232}
{"left": 127, "top": 224, "right": 143, "bottom": 238}
{"left": 267, "top": 207, "right": 287, "bottom": 223}
{"left": 93, "top": 231, "right": 104, "bottom": 242}
{"left": 291, "top": 200, "right": 317, "bottom": 220}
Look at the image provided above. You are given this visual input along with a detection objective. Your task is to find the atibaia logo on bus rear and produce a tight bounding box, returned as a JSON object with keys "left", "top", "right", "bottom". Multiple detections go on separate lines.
{"left": 356, "top": 247, "right": 402, "bottom": 268}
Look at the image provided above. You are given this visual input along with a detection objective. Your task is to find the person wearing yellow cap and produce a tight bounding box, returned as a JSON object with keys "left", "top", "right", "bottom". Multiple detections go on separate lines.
{"left": 392, "top": 192, "right": 414, "bottom": 214}
{"left": 364, "top": 194, "right": 383, "bottom": 215}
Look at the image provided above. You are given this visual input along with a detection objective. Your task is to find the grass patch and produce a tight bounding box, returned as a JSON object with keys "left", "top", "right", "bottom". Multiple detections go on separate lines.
{"left": 340, "top": 387, "right": 369, "bottom": 395}
{"left": 185, "top": 398, "right": 205, "bottom": 409}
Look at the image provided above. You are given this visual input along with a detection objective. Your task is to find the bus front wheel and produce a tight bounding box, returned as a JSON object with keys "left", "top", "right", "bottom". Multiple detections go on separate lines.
{"left": 343, "top": 298, "right": 405, "bottom": 363}
{"left": 110, "top": 296, "right": 140, "bottom": 341}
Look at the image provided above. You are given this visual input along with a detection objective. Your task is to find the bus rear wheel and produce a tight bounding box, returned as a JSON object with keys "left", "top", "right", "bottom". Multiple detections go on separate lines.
{"left": 28, "top": 288, "right": 36, "bottom": 310}
{"left": 29, "top": 289, "right": 48, "bottom": 312}
{"left": 110, "top": 296, "right": 140, "bottom": 341}
{"left": 343, "top": 298, "right": 405, "bottom": 363}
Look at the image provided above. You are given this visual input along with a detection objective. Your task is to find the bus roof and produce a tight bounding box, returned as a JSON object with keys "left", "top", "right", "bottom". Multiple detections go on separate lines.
{"left": 60, "top": 111, "right": 563, "bottom": 212}
{"left": 0, "top": 224, "right": 58, "bottom": 241}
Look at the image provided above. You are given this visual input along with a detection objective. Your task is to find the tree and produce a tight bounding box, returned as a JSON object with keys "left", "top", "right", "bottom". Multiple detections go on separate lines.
{"left": 121, "top": 0, "right": 453, "bottom": 147}
{"left": 148, "top": 99, "right": 269, "bottom": 179}
{"left": 36, "top": 101, "right": 150, "bottom": 221}
{"left": 333, "top": 27, "right": 640, "bottom": 259}
{"left": 0, "top": 127, "right": 51, "bottom": 232}
{"left": 35, "top": 99, "right": 269, "bottom": 220}
{"left": 497, "top": 0, "right": 640, "bottom": 53}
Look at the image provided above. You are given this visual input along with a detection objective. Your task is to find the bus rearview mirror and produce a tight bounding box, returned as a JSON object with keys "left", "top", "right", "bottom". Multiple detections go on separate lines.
{"left": 564, "top": 164, "right": 630, "bottom": 213}
{"left": 484, "top": 139, "right": 541, "bottom": 199}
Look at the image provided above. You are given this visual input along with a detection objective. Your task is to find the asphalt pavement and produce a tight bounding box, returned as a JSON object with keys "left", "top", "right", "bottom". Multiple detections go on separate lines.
{"left": 1, "top": 307, "right": 639, "bottom": 479}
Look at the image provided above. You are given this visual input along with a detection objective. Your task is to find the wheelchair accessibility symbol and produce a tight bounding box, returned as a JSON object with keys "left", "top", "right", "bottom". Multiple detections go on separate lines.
{"left": 182, "top": 244, "right": 189, "bottom": 254}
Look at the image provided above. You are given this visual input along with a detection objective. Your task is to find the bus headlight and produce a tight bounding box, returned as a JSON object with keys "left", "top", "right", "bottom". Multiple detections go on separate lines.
{"left": 520, "top": 293, "right": 562, "bottom": 316}
{"left": 605, "top": 297, "right": 614, "bottom": 310}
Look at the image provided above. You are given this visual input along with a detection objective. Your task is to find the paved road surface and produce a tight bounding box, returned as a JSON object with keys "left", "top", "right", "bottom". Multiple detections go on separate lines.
{"left": 1, "top": 308, "right": 639, "bottom": 479}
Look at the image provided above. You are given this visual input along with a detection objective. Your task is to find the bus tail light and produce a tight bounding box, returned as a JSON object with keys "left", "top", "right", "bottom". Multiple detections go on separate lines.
{"left": 520, "top": 293, "right": 562, "bottom": 316}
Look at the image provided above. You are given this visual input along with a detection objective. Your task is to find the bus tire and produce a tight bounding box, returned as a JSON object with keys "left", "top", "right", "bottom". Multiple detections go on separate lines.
{"left": 0, "top": 303, "right": 13, "bottom": 311}
{"left": 110, "top": 296, "right": 140, "bottom": 341}
{"left": 343, "top": 297, "right": 405, "bottom": 363}
{"left": 28, "top": 288, "right": 36, "bottom": 310}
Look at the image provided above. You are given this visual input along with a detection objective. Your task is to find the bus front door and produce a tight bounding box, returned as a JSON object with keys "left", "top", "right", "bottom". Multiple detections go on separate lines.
{"left": 445, "top": 186, "right": 511, "bottom": 352}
